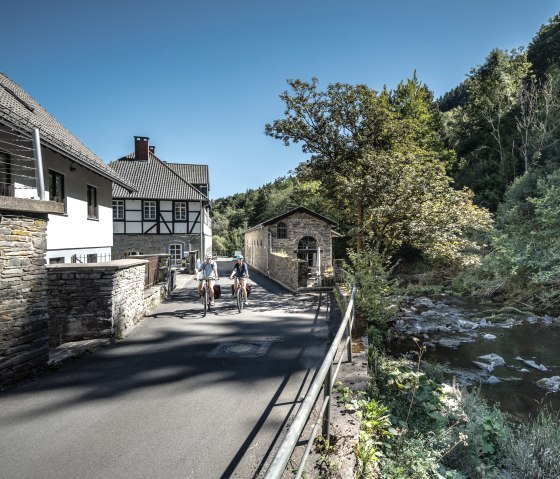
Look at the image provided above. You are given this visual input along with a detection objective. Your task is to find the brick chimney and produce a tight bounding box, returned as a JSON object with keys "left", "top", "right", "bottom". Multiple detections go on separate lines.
{"left": 149, "top": 145, "right": 156, "bottom": 155}
{"left": 134, "top": 136, "right": 149, "bottom": 161}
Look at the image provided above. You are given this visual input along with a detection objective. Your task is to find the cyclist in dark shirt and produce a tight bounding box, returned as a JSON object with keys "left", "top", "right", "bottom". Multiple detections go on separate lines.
{"left": 229, "top": 255, "right": 249, "bottom": 306}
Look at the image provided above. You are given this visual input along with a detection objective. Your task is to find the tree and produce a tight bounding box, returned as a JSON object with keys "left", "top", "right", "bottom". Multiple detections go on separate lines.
{"left": 443, "top": 49, "right": 532, "bottom": 209}
{"left": 266, "top": 77, "right": 492, "bottom": 264}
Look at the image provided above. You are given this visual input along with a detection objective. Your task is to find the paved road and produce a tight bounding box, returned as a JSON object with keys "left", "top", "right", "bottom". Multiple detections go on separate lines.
{"left": 0, "top": 260, "right": 337, "bottom": 479}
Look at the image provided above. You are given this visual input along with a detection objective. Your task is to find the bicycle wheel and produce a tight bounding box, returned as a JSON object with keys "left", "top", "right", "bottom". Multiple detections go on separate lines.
{"left": 236, "top": 287, "right": 243, "bottom": 313}
{"left": 202, "top": 284, "right": 207, "bottom": 316}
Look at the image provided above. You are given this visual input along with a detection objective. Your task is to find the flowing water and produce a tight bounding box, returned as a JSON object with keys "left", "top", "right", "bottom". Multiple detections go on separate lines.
{"left": 391, "top": 295, "right": 560, "bottom": 419}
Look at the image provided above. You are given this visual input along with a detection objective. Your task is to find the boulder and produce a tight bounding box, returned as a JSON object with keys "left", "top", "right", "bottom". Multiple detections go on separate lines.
{"left": 536, "top": 376, "right": 560, "bottom": 392}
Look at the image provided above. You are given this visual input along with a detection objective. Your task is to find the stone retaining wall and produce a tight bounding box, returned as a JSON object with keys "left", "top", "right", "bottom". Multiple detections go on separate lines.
{"left": 266, "top": 252, "right": 299, "bottom": 291}
{"left": 0, "top": 211, "right": 50, "bottom": 387}
{"left": 47, "top": 260, "right": 148, "bottom": 345}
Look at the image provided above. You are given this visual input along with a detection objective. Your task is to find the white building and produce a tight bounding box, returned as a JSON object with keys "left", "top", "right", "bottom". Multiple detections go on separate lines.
{"left": 0, "top": 72, "right": 134, "bottom": 263}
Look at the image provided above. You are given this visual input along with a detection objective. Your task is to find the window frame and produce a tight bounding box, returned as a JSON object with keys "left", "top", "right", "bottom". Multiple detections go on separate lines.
{"left": 48, "top": 169, "right": 65, "bottom": 205}
{"left": 112, "top": 200, "right": 124, "bottom": 220}
{"left": 143, "top": 200, "right": 157, "bottom": 220}
{"left": 277, "top": 222, "right": 288, "bottom": 239}
{"left": 169, "top": 243, "right": 183, "bottom": 266}
{"left": 175, "top": 201, "right": 187, "bottom": 221}
{"left": 87, "top": 184, "right": 98, "bottom": 220}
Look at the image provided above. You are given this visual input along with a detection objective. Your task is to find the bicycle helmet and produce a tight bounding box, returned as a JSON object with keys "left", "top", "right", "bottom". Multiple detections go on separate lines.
{"left": 236, "top": 254, "right": 244, "bottom": 260}
{"left": 205, "top": 253, "right": 213, "bottom": 259}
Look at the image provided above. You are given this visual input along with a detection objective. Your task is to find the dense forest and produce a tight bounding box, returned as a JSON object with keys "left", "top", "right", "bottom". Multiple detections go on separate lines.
{"left": 213, "top": 13, "right": 560, "bottom": 309}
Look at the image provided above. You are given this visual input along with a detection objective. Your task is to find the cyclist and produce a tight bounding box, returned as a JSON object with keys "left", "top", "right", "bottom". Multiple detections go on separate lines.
{"left": 229, "top": 254, "right": 249, "bottom": 306}
{"left": 194, "top": 253, "right": 218, "bottom": 306}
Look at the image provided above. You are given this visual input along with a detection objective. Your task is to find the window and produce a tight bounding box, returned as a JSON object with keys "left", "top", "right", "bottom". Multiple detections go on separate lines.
{"left": 169, "top": 243, "right": 182, "bottom": 266}
{"left": 113, "top": 200, "right": 124, "bottom": 220}
{"left": 0, "top": 151, "right": 13, "bottom": 197}
{"left": 298, "top": 236, "right": 317, "bottom": 249}
{"left": 144, "top": 201, "right": 156, "bottom": 220}
{"left": 49, "top": 257, "right": 65, "bottom": 264}
{"left": 48, "top": 170, "right": 65, "bottom": 203}
{"left": 175, "top": 202, "right": 186, "bottom": 220}
{"left": 277, "top": 222, "right": 287, "bottom": 239}
{"left": 87, "top": 254, "right": 98, "bottom": 263}
{"left": 87, "top": 185, "right": 98, "bottom": 219}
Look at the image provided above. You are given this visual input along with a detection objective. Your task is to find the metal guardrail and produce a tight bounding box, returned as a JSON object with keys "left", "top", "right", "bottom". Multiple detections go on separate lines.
{"left": 264, "top": 285, "right": 357, "bottom": 479}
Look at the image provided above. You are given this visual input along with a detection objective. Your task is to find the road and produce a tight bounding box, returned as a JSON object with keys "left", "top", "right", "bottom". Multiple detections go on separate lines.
{"left": 0, "top": 260, "right": 337, "bottom": 479}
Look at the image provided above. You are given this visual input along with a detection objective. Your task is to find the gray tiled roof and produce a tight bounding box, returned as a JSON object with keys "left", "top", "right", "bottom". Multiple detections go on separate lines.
{"left": 110, "top": 153, "right": 209, "bottom": 201}
{"left": 166, "top": 162, "right": 209, "bottom": 186}
{"left": 245, "top": 206, "right": 338, "bottom": 233}
{"left": 0, "top": 72, "right": 133, "bottom": 191}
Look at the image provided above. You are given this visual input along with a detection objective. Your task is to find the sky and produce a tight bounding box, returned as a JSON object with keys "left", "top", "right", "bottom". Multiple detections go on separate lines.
{"left": 2, "top": 1, "right": 559, "bottom": 199}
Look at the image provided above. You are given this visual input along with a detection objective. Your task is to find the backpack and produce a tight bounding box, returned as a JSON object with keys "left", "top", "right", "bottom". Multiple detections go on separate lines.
{"left": 213, "top": 285, "right": 222, "bottom": 299}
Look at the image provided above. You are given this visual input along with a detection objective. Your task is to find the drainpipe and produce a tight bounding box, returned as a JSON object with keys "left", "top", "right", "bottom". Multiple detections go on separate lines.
{"left": 32, "top": 128, "right": 45, "bottom": 200}
{"left": 267, "top": 230, "right": 272, "bottom": 276}
{"left": 200, "top": 200, "right": 204, "bottom": 256}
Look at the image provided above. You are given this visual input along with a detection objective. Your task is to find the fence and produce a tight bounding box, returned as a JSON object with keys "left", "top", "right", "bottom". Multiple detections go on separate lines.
{"left": 70, "top": 253, "right": 112, "bottom": 264}
{"left": 264, "top": 285, "right": 357, "bottom": 479}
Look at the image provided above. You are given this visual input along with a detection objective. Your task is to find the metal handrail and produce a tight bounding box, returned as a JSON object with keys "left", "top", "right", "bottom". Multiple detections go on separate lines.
{"left": 264, "top": 285, "right": 357, "bottom": 479}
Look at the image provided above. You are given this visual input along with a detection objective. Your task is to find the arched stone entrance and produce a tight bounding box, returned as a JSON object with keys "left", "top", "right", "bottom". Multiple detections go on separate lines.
{"left": 297, "top": 236, "right": 320, "bottom": 287}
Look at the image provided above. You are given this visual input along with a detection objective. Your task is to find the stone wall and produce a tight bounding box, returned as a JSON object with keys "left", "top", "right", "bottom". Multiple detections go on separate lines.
{"left": 0, "top": 211, "right": 50, "bottom": 387}
{"left": 47, "top": 260, "right": 148, "bottom": 345}
{"left": 112, "top": 234, "right": 201, "bottom": 260}
{"left": 244, "top": 227, "right": 268, "bottom": 274}
{"left": 269, "top": 211, "right": 333, "bottom": 271}
{"left": 267, "top": 252, "right": 299, "bottom": 291}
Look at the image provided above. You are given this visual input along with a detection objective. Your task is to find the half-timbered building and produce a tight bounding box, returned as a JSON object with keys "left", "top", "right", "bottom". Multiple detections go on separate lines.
{"left": 110, "top": 136, "right": 211, "bottom": 266}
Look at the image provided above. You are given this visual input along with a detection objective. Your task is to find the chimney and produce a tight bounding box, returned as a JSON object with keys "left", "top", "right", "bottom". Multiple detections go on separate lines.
{"left": 134, "top": 136, "right": 149, "bottom": 161}
{"left": 149, "top": 145, "right": 156, "bottom": 155}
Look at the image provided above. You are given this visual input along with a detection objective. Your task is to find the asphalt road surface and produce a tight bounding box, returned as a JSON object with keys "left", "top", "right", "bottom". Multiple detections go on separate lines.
{"left": 0, "top": 260, "right": 337, "bottom": 479}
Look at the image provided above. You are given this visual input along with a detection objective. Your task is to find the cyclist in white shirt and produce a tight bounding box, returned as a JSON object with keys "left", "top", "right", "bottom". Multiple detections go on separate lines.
{"left": 194, "top": 253, "right": 218, "bottom": 306}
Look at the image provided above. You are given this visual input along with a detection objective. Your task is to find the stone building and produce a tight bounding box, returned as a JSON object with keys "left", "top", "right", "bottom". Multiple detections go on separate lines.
{"left": 244, "top": 206, "right": 340, "bottom": 291}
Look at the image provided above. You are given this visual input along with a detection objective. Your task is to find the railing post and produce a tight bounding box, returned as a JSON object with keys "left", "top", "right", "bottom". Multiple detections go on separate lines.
{"left": 322, "top": 364, "right": 332, "bottom": 440}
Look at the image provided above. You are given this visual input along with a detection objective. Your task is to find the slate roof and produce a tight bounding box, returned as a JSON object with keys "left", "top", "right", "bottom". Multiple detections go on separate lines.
{"left": 166, "top": 162, "right": 209, "bottom": 186}
{"left": 0, "top": 72, "right": 133, "bottom": 191}
{"left": 110, "top": 152, "right": 209, "bottom": 201}
{"left": 245, "top": 206, "right": 338, "bottom": 233}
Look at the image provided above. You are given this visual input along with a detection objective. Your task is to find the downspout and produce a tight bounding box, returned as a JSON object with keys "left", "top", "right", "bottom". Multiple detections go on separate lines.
{"left": 200, "top": 200, "right": 204, "bottom": 256}
{"left": 267, "top": 229, "right": 271, "bottom": 277}
{"left": 32, "top": 128, "right": 45, "bottom": 200}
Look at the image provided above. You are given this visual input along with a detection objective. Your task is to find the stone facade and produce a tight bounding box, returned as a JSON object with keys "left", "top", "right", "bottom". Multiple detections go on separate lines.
{"left": 47, "top": 260, "right": 148, "bottom": 345}
{"left": 112, "top": 234, "right": 201, "bottom": 261}
{"left": 0, "top": 211, "right": 50, "bottom": 387}
{"left": 245, "top": 208, "right": 337, "bottom": 291}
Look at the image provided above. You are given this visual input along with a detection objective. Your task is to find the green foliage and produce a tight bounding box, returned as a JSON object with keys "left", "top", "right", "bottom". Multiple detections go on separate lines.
{"left": 504, "top": 407, "right": 560, "bottom": 479}
{"left": 443, "top": 48, "right": 532, "bottom": 210}
{"left": 346, "top": 250, "right": 398, "bottom": 335}
{"left": 466, "top": 168, "right": 560, "bottom": 306}
{"left": 266, "top": 77, "right": 491, "bottom": 264}
{"left": 527, "top": 13, "right": 560, "bottom": 79}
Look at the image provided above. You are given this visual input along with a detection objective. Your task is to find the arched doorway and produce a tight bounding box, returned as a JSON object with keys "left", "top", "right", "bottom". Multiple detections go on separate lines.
{"left": 297, "top": 236, "right": 319, "bottom": 287}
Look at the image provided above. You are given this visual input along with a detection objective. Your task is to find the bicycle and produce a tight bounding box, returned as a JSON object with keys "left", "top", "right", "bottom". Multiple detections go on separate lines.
{"left": 199, "top": 278, "right": 217, "bottom": 316}
{"left": 231, "top": 278, "right": 248, "bottom": 313}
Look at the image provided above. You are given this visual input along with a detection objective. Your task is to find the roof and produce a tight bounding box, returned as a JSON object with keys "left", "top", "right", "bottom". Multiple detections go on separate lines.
{"left": 110, "top": 152, "right": 209, "bottom": 201}
{"left": 0, "top": 72, "right": 133, "bottom": 191}
{"left": 246, "top": 206, "right": 338, "bottom": 232}
{"left": 166, "top": 162, "right": 209, "bottom": 186}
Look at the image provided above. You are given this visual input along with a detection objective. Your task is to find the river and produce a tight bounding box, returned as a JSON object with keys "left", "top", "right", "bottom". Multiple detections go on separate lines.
{"left": 391, "top": 295, "right": 560, "bottom": 419}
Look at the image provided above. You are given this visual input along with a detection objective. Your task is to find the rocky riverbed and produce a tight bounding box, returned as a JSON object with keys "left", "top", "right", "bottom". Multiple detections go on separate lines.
{"left": 391, "top": 295, "right": 560, "bottom": 418}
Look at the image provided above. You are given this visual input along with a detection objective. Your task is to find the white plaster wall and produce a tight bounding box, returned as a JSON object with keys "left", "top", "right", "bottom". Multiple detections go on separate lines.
{"left": 42, "top": 149, "right": 113, "bottom": 252}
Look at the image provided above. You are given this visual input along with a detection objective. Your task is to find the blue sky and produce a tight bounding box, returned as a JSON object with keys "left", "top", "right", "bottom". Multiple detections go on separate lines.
{"left": 2, "top": 1, "right": 559, "bottom": 198}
